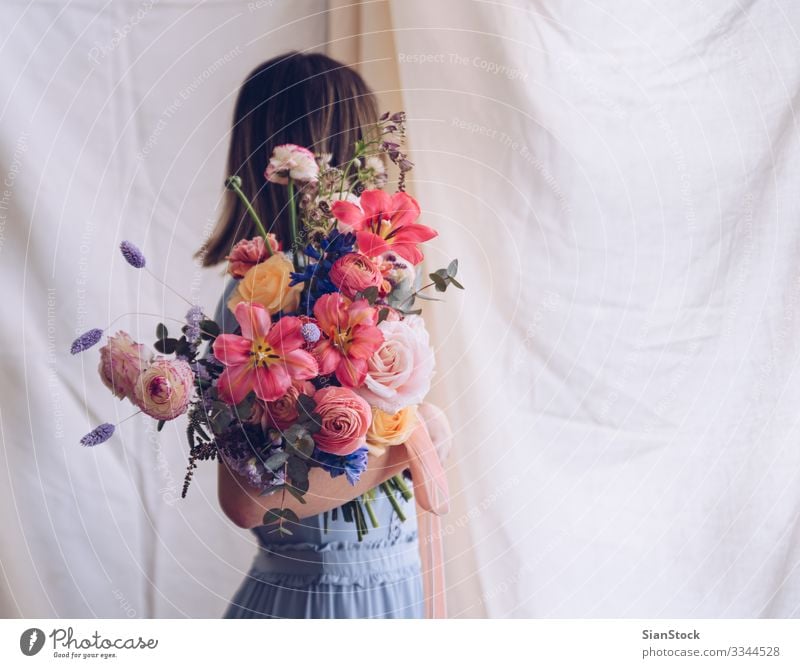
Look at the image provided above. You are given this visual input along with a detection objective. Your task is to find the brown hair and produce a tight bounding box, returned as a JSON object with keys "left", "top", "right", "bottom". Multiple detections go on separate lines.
{"left": 198, "top": 51, "right": 379, "bottom": 267}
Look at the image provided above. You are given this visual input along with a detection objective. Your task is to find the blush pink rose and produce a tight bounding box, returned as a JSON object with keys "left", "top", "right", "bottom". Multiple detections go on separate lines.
{"left": 329, "top": 253, "right": 383, "bottom": 299}
{"left": 98, "top": 331, "right": 154, "bottom": 401}
{"left": 226, "top": 235, "right": 281, "bottom": 278}
{"left": 312, "top": 386, "right": 372, "bottom": 456}
{"left": 133, "top": 359, "right": 194, "bottom": 421}
{"left": 262, "top": 380, "right": 315, "bottom": 430}
{"left": 354, "top": 315, "right": 434, "bottom": 414}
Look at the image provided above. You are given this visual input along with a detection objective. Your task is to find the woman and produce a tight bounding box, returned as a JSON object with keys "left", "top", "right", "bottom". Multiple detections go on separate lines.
{"left": 199, "top": 52, "right": 451, "bottom": 619}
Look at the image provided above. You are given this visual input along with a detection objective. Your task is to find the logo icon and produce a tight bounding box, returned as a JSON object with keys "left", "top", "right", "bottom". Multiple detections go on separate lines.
{"left": 20, "top": 628, "right": 45, "bottom": 656}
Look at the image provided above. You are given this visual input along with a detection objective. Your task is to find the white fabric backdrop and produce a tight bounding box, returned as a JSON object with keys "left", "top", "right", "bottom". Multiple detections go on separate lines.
{"left": 0, "top": 0, "right": 332, "bottom": 618}
{"left": 391, "top": 0, "right": 800, "bottom": 617}
{"left": 3, "top": 0, "right": 800, "bottom": 619}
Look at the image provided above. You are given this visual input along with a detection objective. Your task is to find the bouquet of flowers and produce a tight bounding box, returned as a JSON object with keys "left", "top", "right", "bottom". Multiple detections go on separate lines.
{"left": 71, "top": 112, "right": 460, "bottom": 539}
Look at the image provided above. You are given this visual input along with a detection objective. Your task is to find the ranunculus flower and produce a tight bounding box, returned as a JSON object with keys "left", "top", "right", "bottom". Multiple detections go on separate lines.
{"left": 329, "top": 253, "right": 383, "bottom": 299}
{"left": 133, "top": 358, "right": 194, "bottom": 420}
{"left": 313, "top": 293, "right": 384, "bottom": 387}
{"left": 312, "top": 386, "right": 372, "bottom": 456}
{"left": 226, "top": 235, "right": 281, "bottom": 279}
{"left": 366, "top": 405, "right": 418, "bottom": 456}
{"left": 262, "top": 380, "right": 315, "bottom": 430}
{"left": 265, "top": 144, "right": 319, "bottom": 184}
{"left": 228, "top": 253, "right": 302, "bottom": 315}
{"left": 212, "top": 302, "right": 318, "bottom": 404}
{"left": 331, "top": 190, "right": 437, "bottom": 265}
{"left": 98, "top": 331, "right": 154, "bottom": 401}
{"left": 355, "top": 315, "right": 434, "bottom": 414}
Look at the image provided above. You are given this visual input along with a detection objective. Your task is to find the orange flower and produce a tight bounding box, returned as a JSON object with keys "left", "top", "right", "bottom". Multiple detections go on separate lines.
{"left": 228, "top": 253, "right": 302, "bottom": 315}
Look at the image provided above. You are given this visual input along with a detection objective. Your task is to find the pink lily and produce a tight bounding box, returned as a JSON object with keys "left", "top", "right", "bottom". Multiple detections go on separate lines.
{"left": 331, "top": 190, "right": 437, "bottom": 265}
{"left": 313, "top": 293, "right": 384, "bottom": 387}
{"left": 212, "top": 301, "right": 318, "bottom": 404}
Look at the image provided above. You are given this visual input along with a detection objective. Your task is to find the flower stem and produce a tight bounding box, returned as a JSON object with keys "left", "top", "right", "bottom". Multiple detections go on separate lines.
{"left": 364, "top": 497, "right": 379, "bottom": 528}
{"left": 391, "top": 474, "right": 414, "bottom": 502}
{"left": 228, "top": 178, "right": 273, "bottom": 257}
{"left": 287, "top": 179, "right": 299, "bottom": 269}
{"left": 380, "top": 482, "right": 407, "bottom": 522}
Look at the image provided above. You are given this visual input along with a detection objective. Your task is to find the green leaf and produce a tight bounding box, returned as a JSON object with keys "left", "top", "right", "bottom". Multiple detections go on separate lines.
{"left": 296, "top": 394, "right": 317, "bottom": 417}
{"left": 156, "top": 323, "right": 168, "bottom": 340}
{"left": 285, "top": 485, "right": 307, "bottom": 504}
{"left": 154, "top": 337, "right": 178, "bottom": 354}
{"left": 377, "top": 307, "right": 390, "bottom": 324}
{"left": 262, "top": 508, "right": 284, "bottom": 525}
{"left": 360, "top": 286, "right": 379, "bottom": 304}
{"left": 415, "top": 293, "right": 444, "bottom": 302}
{"left": 157, "top": 420, "right": 166, "bottom": 432}
{"left": 400, "top": 308, "right": 423, "bottom": 316}
{"left": 200, "top": 319, "right": 220, "bottom": 338}
{"left": 263, "top": 451, "right": 290, "bottom": 472}
{"left": 450, "top": 277, "right": 464, "bottom": 290}
{"left": 429, "top": 272, "right": 448, "bottom": 292}
{"left": 447, "top": 259, "right": 459, "bottom": 277}
{"left": 287, "top": 456, "right": 309, "bottom": 485}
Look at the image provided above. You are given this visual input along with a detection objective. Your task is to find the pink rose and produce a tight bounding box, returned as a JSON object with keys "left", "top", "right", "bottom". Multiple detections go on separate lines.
{"left": 354, "top": 315, "right": 434, "bottom": 414}
{"left": 226, "top": 235, "right": 281, "bottom": 278}
{"left": 133, "top": 359, "right": 194, "bottom": 421}
{"left": 98, "top": 331, "right": 154, "bottom": 401}
{"left": 312, "top": 386, "right": 372, "bottom": 456}
{"left": 263, "top": 380, "right": 315, "bottom": 430}
{"left": 265, "top": 144, "right": 319, "bottom": 184}
{"left": 329, "top": 253, "right": 383, "bottom": 299}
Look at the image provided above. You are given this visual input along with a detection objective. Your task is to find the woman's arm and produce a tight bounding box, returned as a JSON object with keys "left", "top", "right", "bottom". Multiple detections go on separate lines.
{"left": 218, "top": 442, "right": 412, "bottom": 529}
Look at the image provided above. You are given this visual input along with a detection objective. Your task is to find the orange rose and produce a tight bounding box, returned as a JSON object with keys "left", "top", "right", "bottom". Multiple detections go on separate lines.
{"left": 227, "top": 253, "right": 302, "bottom": 314}
{"left": 366, "top": 405, "right": 418, "bottom": 456}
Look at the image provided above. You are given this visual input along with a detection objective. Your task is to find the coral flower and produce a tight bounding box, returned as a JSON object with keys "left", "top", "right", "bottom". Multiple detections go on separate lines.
{"left": 331, "top": 190, "right": 437, "bottom": 265}
{"left": 212, "top": 302, "right": 318, "bottom": 404}
{"left": 313, "top": 293, "right": 384, "bottom": 387}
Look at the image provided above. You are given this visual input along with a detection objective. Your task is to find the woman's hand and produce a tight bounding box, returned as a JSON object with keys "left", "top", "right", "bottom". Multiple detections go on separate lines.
{"left": 416, "top": 402, "right": 453, "bottom": 463}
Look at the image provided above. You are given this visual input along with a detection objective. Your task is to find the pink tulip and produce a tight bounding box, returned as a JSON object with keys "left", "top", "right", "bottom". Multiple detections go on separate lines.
{"left": 212, "top": 302, "right": 318, "bottom": 404}
{"left": 331, "top": 190, "right": 437, "bottom": 265}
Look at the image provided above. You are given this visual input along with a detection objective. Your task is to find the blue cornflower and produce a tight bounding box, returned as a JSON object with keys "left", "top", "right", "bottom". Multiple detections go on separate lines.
{"left": 313, "top": 446, "right": 369, "bottom": 486}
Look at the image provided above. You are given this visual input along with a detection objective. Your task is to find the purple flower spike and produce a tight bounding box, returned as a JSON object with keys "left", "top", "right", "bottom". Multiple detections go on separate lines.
{"left": 120, "top": 240, "right": 146, "bottom": 268}
{"left": 70, "top": 328, "right": 103, "bottom": 354}
{"left": 301, "top": 322, "right": 320, "bottom": 344}
{"left": 80, "top": 423, "right": 115, "bottom": 446}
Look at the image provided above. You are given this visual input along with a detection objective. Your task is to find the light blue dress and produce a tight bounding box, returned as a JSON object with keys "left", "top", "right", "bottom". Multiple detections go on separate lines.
{"left": 214, "top": 281, "right": 424, "bottom": 619}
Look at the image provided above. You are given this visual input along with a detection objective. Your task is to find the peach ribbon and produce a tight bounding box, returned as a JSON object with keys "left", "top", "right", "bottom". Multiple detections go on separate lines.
{"left": 406, "top": 422, "right": 449, "bottom": 618}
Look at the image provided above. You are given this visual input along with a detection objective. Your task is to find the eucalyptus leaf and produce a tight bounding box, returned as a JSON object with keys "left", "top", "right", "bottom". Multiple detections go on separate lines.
{"left": 415, "top": 293, "right": 444, "bottom": 302}
{"left": 447, "top": 259, "right": 459, "bottom": 277}
{"left": 450, "top": 277, "right": 464, "bottom": 290}
{"left": 377, "top": 307, "right": 390, "bottom": 324}
{"left": 285, "top": 485, "right": 307, "bottom": 504}
{"left": 429, "top": 273, "right": 448, "bottom": 292}
{"left": 200, "top": 319, "right": 220, "bottom": 338}
{"left": 263, "top": 451, "right": 290, "bottom": 472}
{"left": 156, "top": 323, "right": 168, "bottom": 340}
{"left": 287, "top": 456, "right": 309, "bottom": 484}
